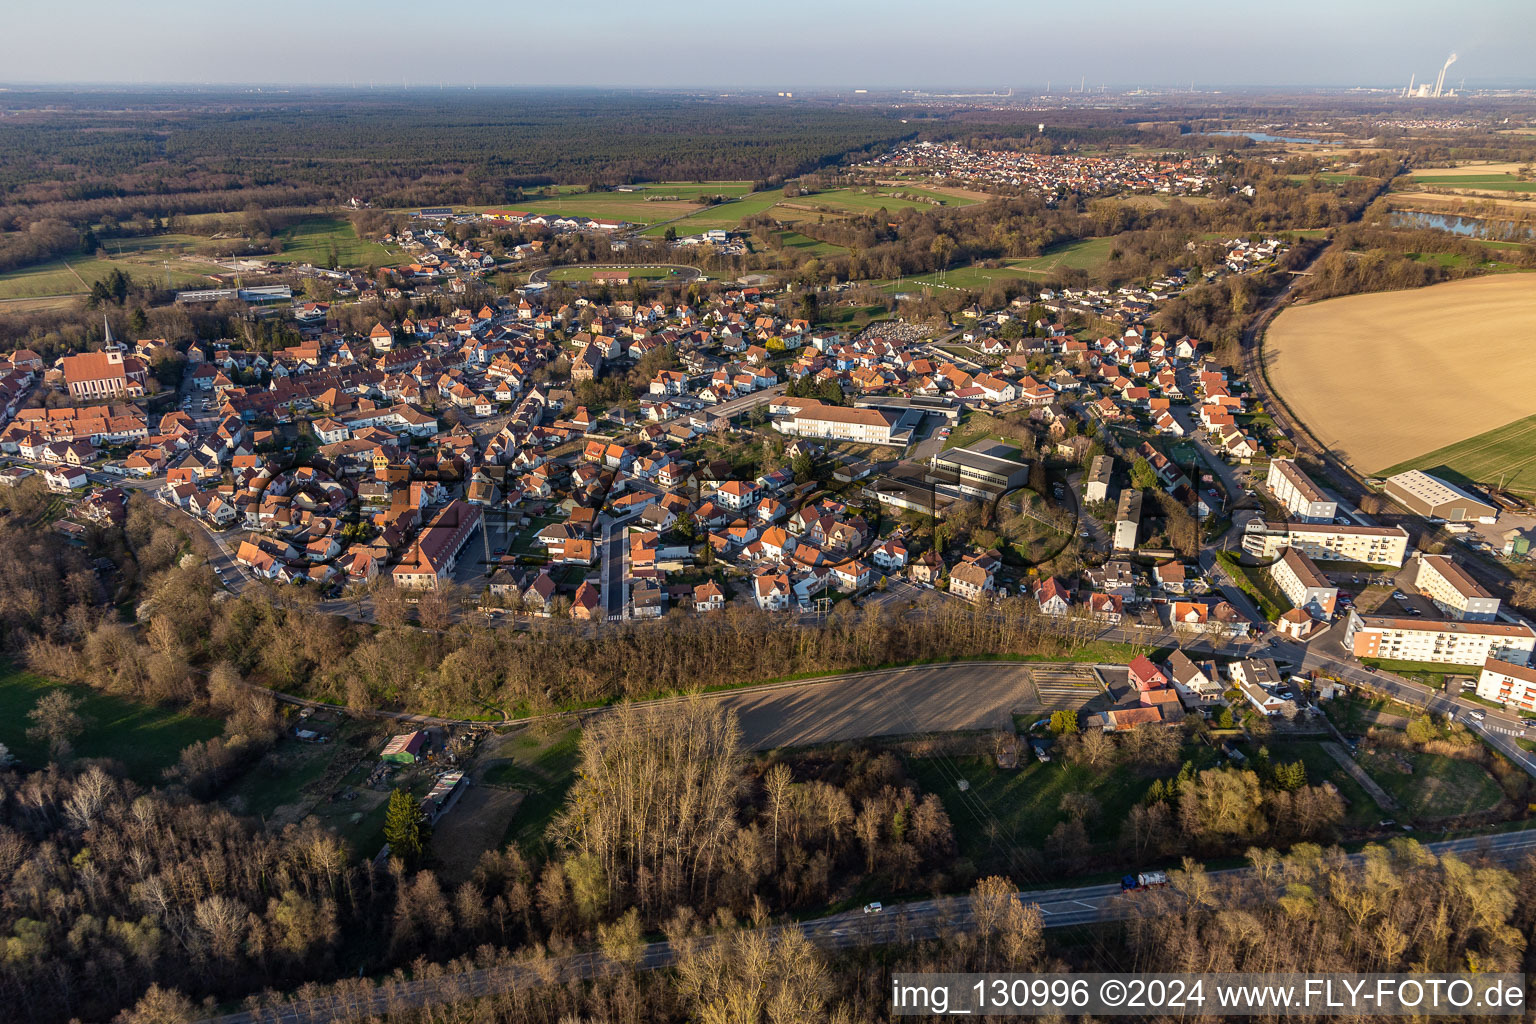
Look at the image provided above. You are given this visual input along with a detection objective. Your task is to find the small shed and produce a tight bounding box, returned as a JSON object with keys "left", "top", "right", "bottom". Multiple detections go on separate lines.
{"left": 422, "top": 770, "right": 468, "bottom": 823}
{"left": 381, "top": 730, "right": 425, "bottom": 764}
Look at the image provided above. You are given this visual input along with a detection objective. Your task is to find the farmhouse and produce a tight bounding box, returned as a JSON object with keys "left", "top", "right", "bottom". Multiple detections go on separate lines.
{"left": 1344, "top": 610, "right": 1536, "bottom": 667}
{"left": 1412, "top": 553, "right": 1500, "bottom": 622}
{"left": 1383, "top": 470, "right": 1497, "bottom": 523}
{"left": 1265, "top": 458, "right": 1337, "bottom": 523}
{"left": 1242, "top": 520, "right": 1410, "bottom": 568}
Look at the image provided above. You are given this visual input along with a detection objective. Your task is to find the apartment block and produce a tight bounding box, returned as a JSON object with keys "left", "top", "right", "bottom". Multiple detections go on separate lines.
{"left": 1475, "top": 657, "right": 1536, "bottom": 712}
{"left": 1268, "top": 546, "right": 1337, "bottom": 620}
{"left": 1344, "top": 610, "right": 1536, "bottom": 666}
{"left": 1242, "top": 520, "right": 1410, "bottom": 568}
{"left": 1265, "top": 458, "right": 1337, "bottom": 523}
{"left": 1085, "top": 455, "right": 1114, "bottom": 503}
{"left": 1412, "top": 553, "right": 1500, "bottom": 622}
{"left": 1114, "top": 489, "right": 1142, "bottom": 552}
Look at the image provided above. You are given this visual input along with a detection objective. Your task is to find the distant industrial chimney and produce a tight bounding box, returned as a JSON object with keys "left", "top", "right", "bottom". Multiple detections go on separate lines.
{"left": 1433, "top": 52, "right": 1457, "bottom": 98}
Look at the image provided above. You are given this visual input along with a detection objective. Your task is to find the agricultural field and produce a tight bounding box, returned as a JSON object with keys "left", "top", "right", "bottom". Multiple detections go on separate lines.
{"left": 0, "top": 294, "right": 84, "bottom": 315}
{"left": 274, "top": 216, "right": 404, "bottom": 267}
{"left": 0, "top": 252, "right": 216, "bottom": 300}
{"left": 1266, "top": 275, "right": 1536, "bottom": 477}
{"left": 643, "top": 184, "right": 980, "bottom": 238}
{"left": 642, "top": 189, "right": 786, "bottom": 235}
{"left": 1410, "top": 162, "right": 1532, "bottom": 177}
{"left": 1005, "top": 236, "right": 1116, "bottom": 275}
{"left": 1383, "top": 412, "right": 1536, "bottom": 497}
{"left": 1406, "top": 175, "right": 1536, "bottom": 194}
{"left": 0, "top": 662, "right": 223, "bottom": 784}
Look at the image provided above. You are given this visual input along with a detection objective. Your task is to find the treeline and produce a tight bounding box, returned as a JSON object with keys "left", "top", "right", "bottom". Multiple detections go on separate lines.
{"left": 114, "top": 840, "right": 1535, "bottom": 1024}
{"left": 20, "top": 550, "right": 1127, "bottom": 716}
{"left": 0, "top": 696, "right": 962, "bottom": 1024}
{"left": 1301, "top": 223, "right": 1536, "bottom": 302}
{"left": 1150, "top": 239, "right": 1324, "bottom": 362}
{"left": 0, "top": 94, "right": 911, "bottom": 228}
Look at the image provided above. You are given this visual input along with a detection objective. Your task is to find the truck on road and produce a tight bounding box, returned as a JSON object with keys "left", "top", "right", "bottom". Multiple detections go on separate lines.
{"left": 1120, "top": 871, "right": 1169, "bottom": 892}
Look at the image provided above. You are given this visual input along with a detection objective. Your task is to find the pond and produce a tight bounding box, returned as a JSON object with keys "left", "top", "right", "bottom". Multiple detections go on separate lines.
{"left": 1207, "top": 130, "right": 1322, "bottom": 144}
{"left": 1388, "top": 210, "right": 1536, "bottom": 241}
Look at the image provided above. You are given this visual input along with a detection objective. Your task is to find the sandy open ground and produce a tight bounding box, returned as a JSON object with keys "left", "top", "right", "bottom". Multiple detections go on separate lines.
{"left": 1267, "top": 275, "right": 1536, "bottom": 474}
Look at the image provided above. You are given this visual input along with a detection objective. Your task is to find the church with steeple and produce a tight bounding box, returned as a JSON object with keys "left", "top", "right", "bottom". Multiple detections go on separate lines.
{"left": 61, "top": 317, "right": 149, "bottom": 400}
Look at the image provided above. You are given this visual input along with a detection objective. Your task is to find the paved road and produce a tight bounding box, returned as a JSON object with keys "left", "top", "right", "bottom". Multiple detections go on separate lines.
{"left": 194, "top": 827, "right": 1536, "bottom": 1024}
{"left": 598, "top": 510, "right": 641, "bottom": 620}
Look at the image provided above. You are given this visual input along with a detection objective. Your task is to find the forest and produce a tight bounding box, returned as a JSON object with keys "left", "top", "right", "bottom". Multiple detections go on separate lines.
{"left": 0, "top": 92, "right": 911, "bottom": 239}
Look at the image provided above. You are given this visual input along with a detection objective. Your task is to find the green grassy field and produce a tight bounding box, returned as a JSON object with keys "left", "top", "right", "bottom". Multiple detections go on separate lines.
{"left": 883, "top": 263, "right": 1035, "bottom": 294}
{"left": 1382, "top": 413, "right": 1536, "bottom": 497}
{"left": 1407, "top": 175, "right": 1536, "bottom": 193}
{"left": 0, "top": 662, "right": 223, "bottom": 783}
{"left": 0, "top": 254, "right": 215, "bottom": 299}
{"left": 642, "top": 189, "right": 786, "bottom": 236}
{"left": 791, "top": 186, "right": 978, "bottom": 215}
{"left": 1006, "top": 237, "right": 1116, "bottom": 275}
{"left": 1215, "top": 551, "right": 1287, "bottom": 620}
{"left": 908, "top": 748, "right": 1215, "bottom": 875}
{"left": 642, "top": 184, "right": 980, "bottom": 239}
{"left": 275, "top": 217, "right": 403, "bottom": 267}
{"left": 767, "top": 230, "right": 847, "bottom": 257}
{"left": 1358, "top": 749, "right": 1504, "bottom": 819}
{"left": 483, "top": 725, "right": 581, "bottom": 854}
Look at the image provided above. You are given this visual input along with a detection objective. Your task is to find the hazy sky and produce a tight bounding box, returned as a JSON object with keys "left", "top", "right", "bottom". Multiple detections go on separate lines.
{"left": 3, "top": 0, "right": 1531, "bottom": 89}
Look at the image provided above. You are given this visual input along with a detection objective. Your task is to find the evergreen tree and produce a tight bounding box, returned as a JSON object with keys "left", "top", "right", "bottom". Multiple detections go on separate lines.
{"left": 383, "top": 788, "right": 429, "bottom": 864}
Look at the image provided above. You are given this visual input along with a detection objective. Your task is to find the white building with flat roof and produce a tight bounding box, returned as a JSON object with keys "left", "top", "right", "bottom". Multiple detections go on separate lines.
{"left": 1266, "top": 458, "right": 1337, "bottom": 523}
{"left": 1413, "top": 553, "right": 1500, "bottom": 622}
{"left": 1383, "top": 470, "right": 1497, "bottom": 523}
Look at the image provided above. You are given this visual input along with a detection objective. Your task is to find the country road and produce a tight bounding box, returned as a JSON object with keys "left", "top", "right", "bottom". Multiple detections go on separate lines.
{"left": 198, "top": 827, "right": 1536, "bottom": 1024}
